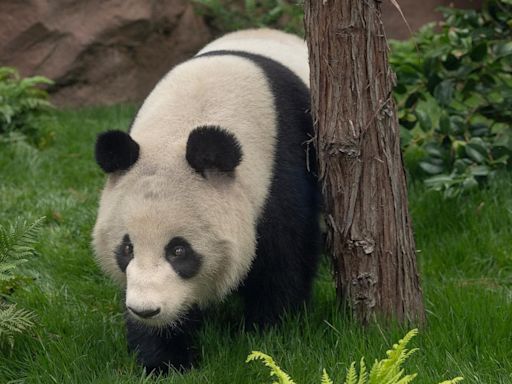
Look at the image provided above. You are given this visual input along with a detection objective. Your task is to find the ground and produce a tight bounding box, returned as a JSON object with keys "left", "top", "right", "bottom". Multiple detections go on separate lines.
{"left": 0, "top": 106, "right": 510, "bottom": 383}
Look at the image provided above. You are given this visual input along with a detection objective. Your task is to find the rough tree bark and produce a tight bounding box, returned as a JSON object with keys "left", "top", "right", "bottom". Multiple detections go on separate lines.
{"left": 304, "top": 0, "right": 425, "bottom": 324}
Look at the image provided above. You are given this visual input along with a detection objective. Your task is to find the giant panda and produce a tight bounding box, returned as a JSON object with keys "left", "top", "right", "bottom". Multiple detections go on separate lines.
{"left": 92, "top": 28, "right": 320, "bottom": 373}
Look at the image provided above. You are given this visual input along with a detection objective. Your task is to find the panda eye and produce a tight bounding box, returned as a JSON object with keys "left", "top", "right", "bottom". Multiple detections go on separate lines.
{"left": 123, "top": 243, "right": 133, "bottom": 257}
{"left": 173, "top": 245, "right": 186, "bottom": 257}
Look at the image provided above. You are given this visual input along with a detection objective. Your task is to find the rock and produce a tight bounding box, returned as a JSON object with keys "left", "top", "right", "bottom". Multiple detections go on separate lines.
{"left": 0, "top": 0, "right": 481, "bottom": 106}
{"left": 0, "top": 0, "right": 212, "bottom": 106}
{"left": 382, "top": 0, "right": 483, "bottom": 40}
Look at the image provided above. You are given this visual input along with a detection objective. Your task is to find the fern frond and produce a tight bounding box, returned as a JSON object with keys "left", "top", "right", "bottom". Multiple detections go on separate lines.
{"left": 0, "top": 259, "right": 27, "bottom": 281}
{"left": 321, "top": 369, "right": 333, "bottom": 384}
{"left": 0, "top": 304, "right": 36, "bottom": 348}
{"left": 344, "top": 361, "right": 358, "bottom": 384}
{"left": 357, "top": 358, "right": 368, "bottom": 384}
{"left": 383, "top": 329, "right": 419, "bottom": 371}
{"left": 368, "top": 329, "right": 419, "bottom": 384}
{"left": 0, "top": 217, "right": 44, "bottom": 264}
{"left": 394, "top": 372, "right": 418, "bottom": 384}
{"left": 368, "top": 359, "right": 382, "bottom": 384}
{"left": 437, "top": 378, "right": 463, "bottom": 384}
{"left": 246, "top": 351, "right": 296, "bottom": 384}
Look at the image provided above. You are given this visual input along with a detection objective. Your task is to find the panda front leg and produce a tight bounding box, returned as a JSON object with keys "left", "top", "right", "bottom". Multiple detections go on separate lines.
{"left": 125, "top": 308, "right": 202, "bottom": 373}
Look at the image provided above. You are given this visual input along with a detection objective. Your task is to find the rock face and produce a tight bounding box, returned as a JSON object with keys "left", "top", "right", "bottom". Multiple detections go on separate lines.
{"left": 0, "top": 0, "right": 212, "bottom": 106}
{"left": 0, "top": 0, "right": 481, "bottom": 106}
{"left": 382, "top": 0, "right": 482, "bottom": 39}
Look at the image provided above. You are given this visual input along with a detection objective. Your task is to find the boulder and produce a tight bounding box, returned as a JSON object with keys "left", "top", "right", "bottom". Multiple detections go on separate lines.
{"left": 0, "top": 0, "right": 482, "bottom": 106}
{"left": 0, "top": 0, "right": 212, "bottom": 106}
{"left": 382, "top": 0, "right": 483, "bottom": 39}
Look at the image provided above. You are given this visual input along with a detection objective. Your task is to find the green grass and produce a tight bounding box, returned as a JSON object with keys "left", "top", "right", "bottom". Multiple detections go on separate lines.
{"left": 0, "top": 106, "right": 511, "bottom": 383}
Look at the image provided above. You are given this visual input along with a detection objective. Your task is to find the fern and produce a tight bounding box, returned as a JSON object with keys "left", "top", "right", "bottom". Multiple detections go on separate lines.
{"left": 367, "top": 329, "right": 419, "bottom": 384}
{"left": 247, "top": 351, "right": 296, "bottom": 384}
{"left": 247, "top": 330, "right": 463, "bottom": 384}
{"left": 0, "top": 218, "right": 42, "bottom": 347}
{"left": 0, "top": 304, "right": 36, "bottom": 348}
{"left": 0, "top": 217, "right": 44, "bottom": 282}
{"left": 321, "top": 369, "right": 333, "bottom": 384}
{"left": 0, "top": 66, "right": 54, "bottom": 145}
{"left": 345, "top": 362, "right": 358, "bottom": 384}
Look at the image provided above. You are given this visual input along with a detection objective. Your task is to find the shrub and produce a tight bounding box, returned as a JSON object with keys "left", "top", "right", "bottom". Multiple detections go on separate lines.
{"left": 0, "top": 67, "right": 54, "bottom": 146}
{"left": 191, "top": 0, "right": 304, "bottom": 36}
{"left": 246, "top": 329, "right": 463, "bottom": 384}
{"left": 0, "top": 218, "right": 43, "bottom": 348}
{"left": 391, "top": 0, "right": 512, "bottom": 197}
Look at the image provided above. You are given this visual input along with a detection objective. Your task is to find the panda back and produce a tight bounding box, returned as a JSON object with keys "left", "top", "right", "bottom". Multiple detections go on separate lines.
{"left": 129, "top": 29, "right": 313, "bottom": 223}
{"left": 198, "top": 28, "right": 309, "bottom": 87}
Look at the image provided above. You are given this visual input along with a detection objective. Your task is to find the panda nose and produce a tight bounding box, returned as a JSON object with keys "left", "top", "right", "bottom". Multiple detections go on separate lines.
{"left": 128, "top": 306, "right": 161, "bottom": 319}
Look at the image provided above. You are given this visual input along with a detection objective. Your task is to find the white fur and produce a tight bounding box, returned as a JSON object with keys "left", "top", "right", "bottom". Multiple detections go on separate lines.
{"left": 92, "top": 29, "right": 309, "bottom": 325}
{"left": 199, "top": 28, "right": 309, "bottom": 86}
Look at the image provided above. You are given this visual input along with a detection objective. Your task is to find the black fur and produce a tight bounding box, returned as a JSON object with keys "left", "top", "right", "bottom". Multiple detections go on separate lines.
{"left": 126, "top": 307, "right": 202, "bottom": 373}
{"left": 115, "top": 234, "right": 134, "bottom": 273}
{"left": 197, "top": 50, "right": 321, "bottom": 328}
{"left": 186, "top": 126, "right": 242, "bottom": 176}
{"left": 95, "top": 130, "right": 140, "bottom": 173}
{"left": 165, "top": 237, "right": 203, "bottom": 279}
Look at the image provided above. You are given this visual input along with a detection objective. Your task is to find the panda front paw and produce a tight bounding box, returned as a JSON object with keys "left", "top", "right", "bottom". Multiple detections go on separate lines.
{"left": 138, "top": 345, "right": 197, "bottom": 374}
{"left": 125, "top": 312, "right": 201, "bottom": 374}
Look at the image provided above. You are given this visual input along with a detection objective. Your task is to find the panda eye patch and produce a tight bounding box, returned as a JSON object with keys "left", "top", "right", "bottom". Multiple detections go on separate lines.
{"left": 116, "top": 234, "right": 134, "bottom": 273}
{"left": 165, "top": 237, "right": 202, "bottom": 279}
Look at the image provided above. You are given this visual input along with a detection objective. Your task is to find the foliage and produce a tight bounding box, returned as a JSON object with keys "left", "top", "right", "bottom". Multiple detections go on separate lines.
{"left": 191, "top": 0, "right": 304, "bottom": 36}
{"left": 0, "top": 66, "right": 54, "bottom": 147}
{"left": 247, "top": 330, "right": 463, "bottom": 384}
{"left": 0, "top": 218, "right": 43, "bottom": 348}
{"left": 391, "top": 0, "right": 512, "bottom": 197}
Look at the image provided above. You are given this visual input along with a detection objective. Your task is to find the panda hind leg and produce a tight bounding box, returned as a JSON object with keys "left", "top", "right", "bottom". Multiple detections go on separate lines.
{"left": 240, "top": 231, "right": 320, "bottom": 329}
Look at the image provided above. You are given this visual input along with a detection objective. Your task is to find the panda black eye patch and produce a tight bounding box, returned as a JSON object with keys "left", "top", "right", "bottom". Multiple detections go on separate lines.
{"left": 165, "top": 237, "right": 202, "bottom": 279}
{"left": 115, "top": 234, "right": 134, "bottom": 273}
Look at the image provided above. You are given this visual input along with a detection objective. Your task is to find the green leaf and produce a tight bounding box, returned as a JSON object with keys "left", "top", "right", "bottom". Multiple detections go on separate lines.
{"left": 442, "top": 53, "right": 461, "bottom": 70}
{"left": 399, "top": 113, "right": 417, "bottom": 130}
{"left": 469, "top": 123, "right": 489, "bottom": 137}
{"left": 400, "top": 127, "right": 413, "bottom": 147}
{"left": 424, "top": 143, "right": 444, "bottom": 158}
{"left": 425, "top": 174, "right": 456, "bottom": 187}
{"left": 465, "top": 143, "right": 486, "bottom": 164}
{"left": 405, "top": 92, "right": 421, "bottom": 108}
{"left": 462, "top": 176, "right": 479, "bottom": 190}
{"left": 415, "top": 110, "right": 432, "bottom": 132}
{"left": 470, "top": 165, "right": 490, "bottom": 176}
{"left": 495, "top": 41, "right": 512, "bottom": 58}
{"left": 433, "top": 80, "right": 455, "bottom": 106}
{"left": 450, "top": 116, "right": 466, "bottom": 135}
{"left": 420, "top": 161, "right": 445, "bottom": 174}
{"left": 470, "top": 42, "right": 488, "bottom": 62}
{"left": 439, "top": 114, "right": 451, "bottom": 134}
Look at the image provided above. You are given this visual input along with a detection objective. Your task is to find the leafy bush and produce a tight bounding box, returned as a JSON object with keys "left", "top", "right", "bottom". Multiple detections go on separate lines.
{"left": 247, "top": 329, "right": 463, "bottom": 384}
{"left": 0, "top": 67, "right": 54, "bottom": 146}
{"left": 391, "top": 0, "right": 512, "bottom": 196}
{"left": 192, "top": 0, "right": 304, "bottom": 36}
{"left": 0, "top": 218, "right": 43, "bottom": 348}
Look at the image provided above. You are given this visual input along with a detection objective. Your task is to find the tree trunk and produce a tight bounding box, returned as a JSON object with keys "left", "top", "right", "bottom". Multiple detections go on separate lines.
{"left": 304, "top": 0, "right": 425, "bottom": 324}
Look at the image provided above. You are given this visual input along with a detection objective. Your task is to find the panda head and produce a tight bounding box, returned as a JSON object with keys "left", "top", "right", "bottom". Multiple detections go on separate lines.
{"left": 92, "top": 126, "right": 254, "bottom": 328}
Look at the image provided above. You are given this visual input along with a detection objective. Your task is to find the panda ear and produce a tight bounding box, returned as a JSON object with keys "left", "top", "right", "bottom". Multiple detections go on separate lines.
{"left": 95, "top": 130, "right": 140, "bottom": 173}
{"left": 186, "top": 126, "right": 243, "bottom": 176}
